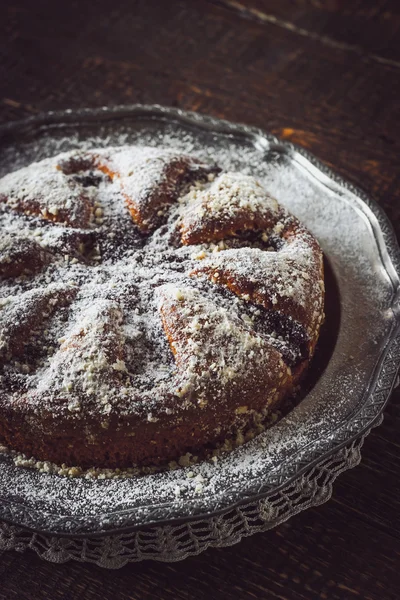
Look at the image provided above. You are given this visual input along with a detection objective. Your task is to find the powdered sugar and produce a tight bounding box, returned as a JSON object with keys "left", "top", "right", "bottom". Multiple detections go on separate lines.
{"left": 193, "top": 235, "right": 321, "bottom": 335}
{"left": 157, "top": 282, "right": 289, "bottom": 401}
{"left": 179, "top": 171, "right": 279, "bottom": 244}
{"left": 0, "top": 154, "right": 97, "bottom": 228}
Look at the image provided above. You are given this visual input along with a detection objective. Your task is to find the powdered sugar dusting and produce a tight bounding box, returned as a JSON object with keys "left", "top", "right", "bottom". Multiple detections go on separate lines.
{"left": 179, "top": 171, "right": 279, "bottom": 244}
{"left": 157, "top": 283, "right": 289, "bottom": 402}
{"left": 0, "top": 154, "right": 97, "bottom": 228}
{"left": 192, "top": 229, "right": 323, "bottom": 337}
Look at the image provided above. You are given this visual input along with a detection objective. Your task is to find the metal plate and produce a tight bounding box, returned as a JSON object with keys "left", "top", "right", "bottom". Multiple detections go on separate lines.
{"left": 0, "top": 105, "right": 399, "bottom": 537}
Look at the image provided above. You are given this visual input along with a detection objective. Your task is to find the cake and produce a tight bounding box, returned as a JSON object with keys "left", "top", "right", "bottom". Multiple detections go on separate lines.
{"left": 0, "top": 146, "right": 324, "bottom": 468}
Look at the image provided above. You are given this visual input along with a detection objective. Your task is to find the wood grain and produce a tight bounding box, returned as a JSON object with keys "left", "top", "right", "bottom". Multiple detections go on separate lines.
{"left": 211, "top": 0, "right": 400, "bottom": 63}
{"left": 1, "top": 0, "right": 400, "bottom": 598}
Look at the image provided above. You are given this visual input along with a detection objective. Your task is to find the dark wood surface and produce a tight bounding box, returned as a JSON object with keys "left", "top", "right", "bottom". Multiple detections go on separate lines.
{"left": 1, "top": 1, "right": 400, "bottom": 598}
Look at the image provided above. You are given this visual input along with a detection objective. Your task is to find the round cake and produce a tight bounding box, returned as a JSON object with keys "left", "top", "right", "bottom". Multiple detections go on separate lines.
{"left": 0, "top": 146, "right": 324, "bottom": 468}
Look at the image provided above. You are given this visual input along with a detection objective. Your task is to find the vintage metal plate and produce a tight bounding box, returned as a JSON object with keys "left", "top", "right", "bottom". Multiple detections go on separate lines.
{"left": 0, "top": 105, "right": 399, "bottom": 537}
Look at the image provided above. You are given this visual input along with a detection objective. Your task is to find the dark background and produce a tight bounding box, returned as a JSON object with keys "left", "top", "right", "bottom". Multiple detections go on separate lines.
{"left": 1, "top": 1, "right": 400, "bottom": 598}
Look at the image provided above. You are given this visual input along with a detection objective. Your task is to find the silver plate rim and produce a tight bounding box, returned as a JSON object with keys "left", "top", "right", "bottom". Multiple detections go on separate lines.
{"left": 0, "top": 104, "right": 399, "bottom": 537}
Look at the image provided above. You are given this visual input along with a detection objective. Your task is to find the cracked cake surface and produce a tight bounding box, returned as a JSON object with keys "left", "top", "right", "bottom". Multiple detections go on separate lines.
{"left": 0, "top": 146, "right": 324, "bottom": 468}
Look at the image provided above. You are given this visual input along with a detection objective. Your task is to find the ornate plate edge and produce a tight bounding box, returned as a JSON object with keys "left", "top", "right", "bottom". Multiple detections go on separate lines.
{"left": 0, "top": 105, "right": 399, "bottom": 536}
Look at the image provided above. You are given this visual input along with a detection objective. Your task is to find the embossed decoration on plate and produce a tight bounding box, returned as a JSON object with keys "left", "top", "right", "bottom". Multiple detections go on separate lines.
{"left": 0, "top": 105, "right": 399, "bottom": 539}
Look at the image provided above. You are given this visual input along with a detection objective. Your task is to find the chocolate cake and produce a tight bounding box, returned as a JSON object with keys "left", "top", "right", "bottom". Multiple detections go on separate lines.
{"left": 0, "top": 146, "right": 324, "bottom": 468}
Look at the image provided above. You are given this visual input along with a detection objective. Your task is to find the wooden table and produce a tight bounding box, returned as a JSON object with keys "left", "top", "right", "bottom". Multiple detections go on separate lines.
{"left": 1, "top": 1, "right": 400, "bottom": 598}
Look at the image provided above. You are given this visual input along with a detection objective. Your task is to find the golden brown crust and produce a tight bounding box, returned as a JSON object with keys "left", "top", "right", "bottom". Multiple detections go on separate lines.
{"left": 191, "top": 220, "right": 324, "bottom": 341}
{"left": 90, "top": 148, "right": 218, "bottom": 233}
{"left": 0, "top": 160, "right": 95, "bottom": 228}
{"left": 158, "top": 284, "right": 292, "bottom": 402}
{"left": 180, "top": 172, "right": 279, "bottom": 245}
